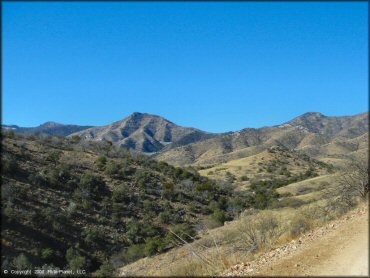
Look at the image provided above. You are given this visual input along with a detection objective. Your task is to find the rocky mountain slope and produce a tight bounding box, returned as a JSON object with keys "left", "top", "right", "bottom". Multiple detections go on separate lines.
{"left": 156, "top": 112, "right": 368, "bottom": 166}
{"left": 69, "top": 112, "right": 217, "bottom": 153}
{"left": 2, "top": 121, "right": 91, "bottom": 137}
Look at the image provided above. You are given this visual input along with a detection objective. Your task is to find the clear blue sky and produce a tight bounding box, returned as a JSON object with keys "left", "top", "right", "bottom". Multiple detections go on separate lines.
{"left": 3, "top": 1, "right": 368, "bottom": 132}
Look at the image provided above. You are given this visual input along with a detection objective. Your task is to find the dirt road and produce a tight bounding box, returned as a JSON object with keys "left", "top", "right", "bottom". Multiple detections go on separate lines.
{"left": 225, "top": 206, "right": 368, "bottom": 276}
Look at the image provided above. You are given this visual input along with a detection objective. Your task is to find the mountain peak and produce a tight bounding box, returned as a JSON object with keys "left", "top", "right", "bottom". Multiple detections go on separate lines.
{"left": 300, "top": 112, "right": 326, "bottom": 118}
{"left": 39, "top": 121, "right": 63, "bottom": 128}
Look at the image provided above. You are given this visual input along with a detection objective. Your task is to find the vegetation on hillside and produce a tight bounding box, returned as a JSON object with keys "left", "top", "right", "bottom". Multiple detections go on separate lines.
{"left": 0, "top": 132, "right": 249, "bottom": 275}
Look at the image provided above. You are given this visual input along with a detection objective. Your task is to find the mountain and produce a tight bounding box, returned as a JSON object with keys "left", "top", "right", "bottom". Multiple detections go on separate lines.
{"left": 69, "top": 112, "right": 218, "bottom": 153}
{"left": 281, "top": 112, "right": 368, "bottom": 137}
{"left": 155, "top": 112, "right": 368, "bottom": 166}
{"left": 2, "top": 121, "right": 92, "bottom": 137}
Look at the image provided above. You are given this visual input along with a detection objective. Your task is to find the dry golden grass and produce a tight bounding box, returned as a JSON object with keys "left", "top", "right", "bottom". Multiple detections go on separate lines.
{"left": 118, "top": 185, "right": 357, "bottom": 276}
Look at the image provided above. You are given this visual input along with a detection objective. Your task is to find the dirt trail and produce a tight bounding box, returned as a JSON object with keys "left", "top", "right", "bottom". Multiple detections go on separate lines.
{"left": 225, "top": 206, "right": 368, "bottom": 276}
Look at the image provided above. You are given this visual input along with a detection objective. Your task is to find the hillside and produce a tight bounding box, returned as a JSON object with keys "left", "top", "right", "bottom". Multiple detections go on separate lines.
{"left": 1, "top": 133, "right": 241, "bottom": 275}
{"left": 198, "top": 145, "right": 334, "bottom": 191}
{"left": 155, "top": 112, "right": 368, "bottom": 166}
{"left": 69, "top": 112, "right": 217, "bottom": 153}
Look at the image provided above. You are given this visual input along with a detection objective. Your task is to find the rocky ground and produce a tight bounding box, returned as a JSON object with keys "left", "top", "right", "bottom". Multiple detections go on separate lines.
{"left": 223, "top": 204, "right": 368, "bottom": 276}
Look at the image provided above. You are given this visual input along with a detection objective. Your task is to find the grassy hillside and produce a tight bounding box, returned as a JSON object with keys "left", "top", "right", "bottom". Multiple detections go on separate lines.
{"left": 198, "top": 146, "right": 334, "bottom": 191}
{"left": 155, "top": 113, "right": 368, "bottom": 167}
{"left": 1, "top": 133, "right": 241, "bottom": 275}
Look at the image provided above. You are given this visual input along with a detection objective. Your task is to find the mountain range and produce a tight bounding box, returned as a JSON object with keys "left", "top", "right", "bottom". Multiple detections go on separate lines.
{"left": 3, "top": 111, "right": 368, "bottom": 165}
{"left": 2, "top": 121, "right": 92, "bottom": 137}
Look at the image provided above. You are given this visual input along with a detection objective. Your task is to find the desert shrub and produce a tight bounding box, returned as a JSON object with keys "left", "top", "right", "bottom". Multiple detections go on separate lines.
{"left": 166, "top": 223, "right": 196, "bottom": 245}
{"left": 144, "top": 236, "right": 166, "bottom": 256}
{"left": 126, "top": 219, "right": 160, "bottom": 244}
{"left": 2, "top": 154, "right": 19, "bottom": 176}
{"left": 337, "top": 157, "right": 368, "bottom": 203}
{"left": 238, "top": 213, "right": 282, "bottom": 253}
{"left": 71, "top": 135, "right": 81, "bottom": 144}
{"left": 105, "top": 161, "right": 122, "bottom": 177}
{"left": 79, "top": 173, "right": 106, "bottom": 197}
{"left": 212, "top": 209, "right": 227, "bottom": 224}
{"left": 83, "top": 227, "right": 102, "bottom": 246}
{"left": 12, "top": 253, "right": 32, "bottom": 270}
{"left": 289, "top": 216, "right": 311, "bottom": 238}
{"left": 120, "top": 244, "right": 146, "bottom": 264}
{"left": 94, "top": 260, "right": 115, "bottom": 277}
{"left": 239, "top": 175, "right": 249, "bottom": 181}
{"left": 41, "top": 248, "right": 54, "bottom": 260}
{"left": 271, "top": 197, "right": 306, "bottom": 209}
{"left": 95, "top": 156, "right": 107, "bottom": 171}
{"left": 66, "top": 247, "right": 87, "bottom": 272}
{"left": 159, "top": 211, "right": 173, "bottom": 224}
{"left": 112, "top": 184, "right": 133, "bottom": 203}
{"left": 28, "top": 172, "right": 47, "bottom": 187}
{"left": 45, "top": 150, "right": 63, "bottom": 166}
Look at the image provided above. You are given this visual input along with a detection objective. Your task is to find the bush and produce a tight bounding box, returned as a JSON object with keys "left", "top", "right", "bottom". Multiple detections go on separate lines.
{"left": 159, "top": 211, "right": 173, "bottom": 224}
{"left": 239, "top": 213, "right": 282, "bottom": 253}
{"left": 13, "top": 253, "right": 32, "bottom": 270}
{"left": 79, "top": 173, "right": 106, "bottom": 197}
{"left": 66, "top": 247, "right": 87, "bottom": 271}
{"left": 2, "top": 154, "right": 19, "bottom": 176}
{"left": 239, "top": 175, "right": 249, "bottom": 181}
{"left": 95, "top": 156, "right": 107, "bottom": 171}
{"left": 41, "top": 248, "right": 54, "bottom": 260}
{"left": 46, "top": 150, "right": 63, "bottom": 166}
{"left": 120, "top": 244, "right": 146, "bottom": 264}
{"left": 105, "top": 161, "right": 121, "bottom": 177}
{"left": 289, "top": 217, "right": 311, "bottom": 238}
{"left": 94, "top": 260, "right": 115, "bottom": 277}
{"left": 71, "top": 135, "right": 81, "bottom": 144}
{"left": 144, "top": 237, "right": 165, "bottom": 256}
{"left": 212, "top": 209, "right": 227, "bottom": 224}
{"left": 166, "top": 223, "right": 195, "bottom": 245}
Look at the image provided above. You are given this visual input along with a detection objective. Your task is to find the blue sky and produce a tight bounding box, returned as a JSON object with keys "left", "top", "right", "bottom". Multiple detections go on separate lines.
{"left": 3, "top": 2, "right": 368, "bottom": 132}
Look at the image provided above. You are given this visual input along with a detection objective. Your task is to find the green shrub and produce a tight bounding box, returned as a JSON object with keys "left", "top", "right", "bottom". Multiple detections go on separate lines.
{"left": 2, "top": 154, "right": 19, "bottom": 176}
{"left": 144, "top": 237, "right": 165, "bottom": 256}
{"left": 46, "top": 150, "right": 63, "bottom": 166}
{"left": 66, "top": 247, "right": 87, "bottom": 271}
{"left": 41, "top": 248, "right": 54, "bottom": 260}
{"left": 94, "top": 260, "right": 115, "bottom": 277}
{"left": 79, "top": 173, "right": 106, "bottom": 196}
{"left": 120, "top": 244, "right": 146, "bottom": 264}
{"left": 13, "top": 253, "right": 32, "bottom": 270}
{"left": 212, "top": 209, "right": 227, "bottom": 224}
{"left": 166, "top": 223, "right": 195, "bottom": 245}
{"left": 95, "top": 156, "right": 107, "bottom": 171}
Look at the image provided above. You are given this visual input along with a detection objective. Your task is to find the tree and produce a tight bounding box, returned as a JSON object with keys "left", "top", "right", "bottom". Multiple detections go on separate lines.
{"left": 338, "top": 157, "right": 369, "bottom": 205}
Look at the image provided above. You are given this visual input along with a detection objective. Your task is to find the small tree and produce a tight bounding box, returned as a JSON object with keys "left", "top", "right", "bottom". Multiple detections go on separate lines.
{"left": 338, "top": 157, "right": 369, "bottom": 205}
